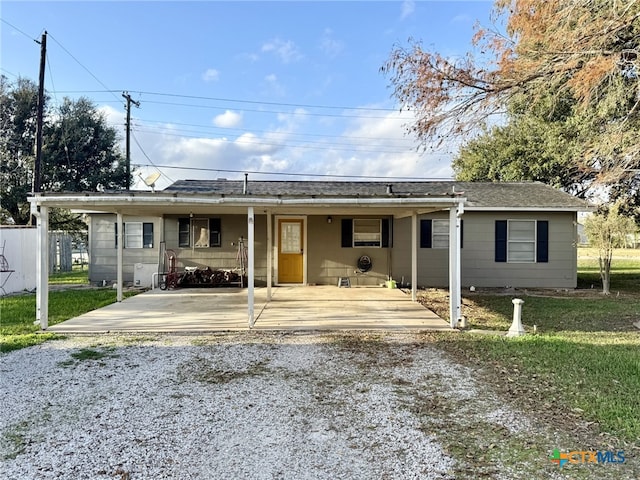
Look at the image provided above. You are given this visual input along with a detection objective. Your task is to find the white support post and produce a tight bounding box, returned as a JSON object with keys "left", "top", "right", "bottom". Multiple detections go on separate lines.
{"left": 34, "top": 204, "right": 49, "bottom": 329}
{"left": 266, "top": 210, "right": 272, "bottom": 302}
{"left": 116, "top": 212, "right": 123, "bottom": 302}
{"left": 247, "top": 207, "right": 255, "bottom": 327}
{"left": 411, "top": 212, "right": 417, "bottom": 302}
{"left": 448, "top": 204, "right": 462, "bottom": 328}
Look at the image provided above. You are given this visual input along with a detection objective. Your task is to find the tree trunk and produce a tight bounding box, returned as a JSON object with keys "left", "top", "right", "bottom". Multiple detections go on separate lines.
{"left": 599, "top": 256, "right": 611, "bottom": 295}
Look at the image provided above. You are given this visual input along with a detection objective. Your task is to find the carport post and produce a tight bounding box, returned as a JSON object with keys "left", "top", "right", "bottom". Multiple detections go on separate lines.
{"left": 448, "top": 203, "right": 463, "bottom": 328}
{"left": 266, "top": 209, "right": 272, "bottom": 301}
{"left": 411, "top": 212, "right": 417, "bottom": 302}
{"left": 116, "top": 212, "right": 123, "bottom": 302}
{"left": 32, "top": 203, "right": 49, "bottom": 329}
{"left": 248, "top": 207, "right": 255, "bottom": 327}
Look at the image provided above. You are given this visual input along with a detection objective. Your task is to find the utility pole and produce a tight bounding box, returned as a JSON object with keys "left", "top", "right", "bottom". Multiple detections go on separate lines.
{"left": 34, "top": 31, "right": 47, "bottom": 194}
{"left": 122, "top": 92, "right": 140, "bottom": 191}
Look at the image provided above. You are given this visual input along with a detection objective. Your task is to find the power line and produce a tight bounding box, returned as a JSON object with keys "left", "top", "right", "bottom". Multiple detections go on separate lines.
{"left": 45, "top": 52, "right": 72, "bottom": 165}
{"left": 50, "top": 88, "right": 399, "bottom": 113}
{"left": 131, "top": 129, "right": 175, "bottom": 183}
{"left": 131, "top": 127, "right": 421, "bottom": 155}
{"left": 0, "top": 18, "right": 38, "bottom": 42}
{"left": 131, "top": 122, "right": 416, "bottom": 152}
{"left": 137, "top": 98, "right": 405, "bottom": 120}
{"left": 0, "top": 67, "right": 19, "bottom": 78}
{"left": 131, "top": 163, "right": 452, "bottom": 181}
{"left": 134, "top": 117, "right": 412, "bottom": 144}
{"left": 47, "top": 33, "right": 123, "bottom": 105}
{"left": 133, "top": 90, "right": 397, "bottom": 112}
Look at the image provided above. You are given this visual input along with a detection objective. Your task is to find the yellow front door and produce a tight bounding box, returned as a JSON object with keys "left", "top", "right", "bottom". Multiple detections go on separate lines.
{"left": 278, "top": 219, "right": 304, "bottom": 283}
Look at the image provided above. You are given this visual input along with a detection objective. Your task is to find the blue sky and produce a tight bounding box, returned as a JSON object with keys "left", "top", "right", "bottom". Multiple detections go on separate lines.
{"left": 1, "top": 1, "right": 494, "bottom": 190}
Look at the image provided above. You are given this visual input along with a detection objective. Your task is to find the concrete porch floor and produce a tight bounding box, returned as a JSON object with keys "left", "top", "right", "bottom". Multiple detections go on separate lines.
{"left": 46, "top": 286, "right": 452, "bottom": 333}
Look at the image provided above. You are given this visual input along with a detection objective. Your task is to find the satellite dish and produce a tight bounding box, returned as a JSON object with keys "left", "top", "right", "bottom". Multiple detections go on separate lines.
{"left": 142, "top": 172, "right": 161, "bottom": 192}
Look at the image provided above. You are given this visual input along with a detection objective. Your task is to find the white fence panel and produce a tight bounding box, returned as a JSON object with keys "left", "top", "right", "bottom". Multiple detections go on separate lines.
{"left": 0, "top": 227, "right": 37, "bottom": 296}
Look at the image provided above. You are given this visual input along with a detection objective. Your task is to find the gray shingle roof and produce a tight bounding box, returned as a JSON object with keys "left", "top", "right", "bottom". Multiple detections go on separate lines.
{"left": 163, "top": 179, "right": 589, "bottom": 209}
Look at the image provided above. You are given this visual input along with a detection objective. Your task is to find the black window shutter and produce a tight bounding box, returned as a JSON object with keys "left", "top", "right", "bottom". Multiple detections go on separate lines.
{"left": 420, "top": 219, "right": 432, "bottom": 248}
{"left": 536, "top": 220, "right": 549, "bottom": 263}
{"left": 495, "top": 220, "right": 507, "bottom": 262}
{"left": 381, "top": 218, "right": 391, "bottom": 248}
{"left": 143, "top": 223, "right": 154, "bottom": 248}
{"left": 178, "top": 218, "right": 190, "bottom": 247}
{"left": 210, "top": 218, "right": 221, "bottom": 247}
{"left": 460, "top": 219, "right": 464, "bottom": 249}
{"left": 341, "top": 219, "right": 353, "bottom": 248}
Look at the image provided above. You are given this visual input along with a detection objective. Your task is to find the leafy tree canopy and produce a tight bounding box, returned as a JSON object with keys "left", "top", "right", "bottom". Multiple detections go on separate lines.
{"left": 0, "top": 75, "right": 130, "bottom": 226}
{"left": 382, "top": 0, "right": 640, "bottom": 214}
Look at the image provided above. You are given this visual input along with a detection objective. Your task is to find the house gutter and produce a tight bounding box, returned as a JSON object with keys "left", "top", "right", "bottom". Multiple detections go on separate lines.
{"left": 28, "top": 194, "right": 465, "bottom": 209}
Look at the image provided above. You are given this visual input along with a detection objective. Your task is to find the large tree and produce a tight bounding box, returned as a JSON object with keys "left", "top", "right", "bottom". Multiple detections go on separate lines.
{"left": 0, "top": 75, "right": 130, "bottom": 225}
{"left": 42, "top": 97, "right": 128, "bottom": 193}
{"left": 452, "top": 88, "right": 594, "bottom": 197}
{"left": 381, "top": 0, "right": 640, "bottom": 201}
{"left": 0, "top": 76, "right": 41, "bottom": 225}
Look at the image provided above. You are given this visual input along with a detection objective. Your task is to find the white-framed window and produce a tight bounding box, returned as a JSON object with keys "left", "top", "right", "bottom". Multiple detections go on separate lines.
{"left": 353, "top": 219, "right": 382, "bottom": 247}
{"left": 115, "top": 222, "right": 154, "bottom": 249}
{"left": 432, "top": 219, "right": 449, "bottom": 249}
{"left": 507, "top": 220, "right": 536, "bottom": 263}
{"left": 193, "top": 218, "right": 210, "bottom": 248}
{"left": 178, "top": 217, "right": 221, "bottom": 248}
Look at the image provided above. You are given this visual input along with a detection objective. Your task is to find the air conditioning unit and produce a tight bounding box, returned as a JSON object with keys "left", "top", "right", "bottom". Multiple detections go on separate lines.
{"left": 134, "top": 263, "right": 157, "bottom": 288}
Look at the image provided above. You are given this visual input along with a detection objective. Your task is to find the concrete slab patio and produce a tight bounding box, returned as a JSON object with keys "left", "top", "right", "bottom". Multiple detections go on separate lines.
{"left": 46, "top": 286, "right": 452, "bottom": 333}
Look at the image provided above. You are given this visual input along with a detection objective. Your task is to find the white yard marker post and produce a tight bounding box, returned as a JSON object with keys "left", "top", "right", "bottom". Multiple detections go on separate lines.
{"left": 507, "top": 298, "right": 525, "bottom": 337}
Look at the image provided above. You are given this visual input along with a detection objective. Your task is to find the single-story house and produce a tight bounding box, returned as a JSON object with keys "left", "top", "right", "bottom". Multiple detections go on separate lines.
{"left": 28, "top": 179, "right": 590, "bottom": 330}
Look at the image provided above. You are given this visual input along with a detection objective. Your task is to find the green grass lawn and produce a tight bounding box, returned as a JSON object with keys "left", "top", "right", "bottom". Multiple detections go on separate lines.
{"left": 0, "top": 286, "right": 135, "bottom": 353}
{"left": 49, "top": 266, "right": 90, "bottom": 285}
{"left": 420, "top": 247, "right": 640, "bottom": 446}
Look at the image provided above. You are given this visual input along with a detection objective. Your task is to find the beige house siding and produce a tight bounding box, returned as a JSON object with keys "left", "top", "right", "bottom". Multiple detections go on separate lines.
{"left": 163, "top": 214, "right": 269, "bottom": 286}
{"left": 89, "top": 210, "right": 577, "bottom": 289}
{"left": 461, "top": 211, "right": 577, "bottom": 288}
{"left": 89, "top": 215, "right": 162, "bottom": 284}
{"left": 391, "top": 211, "right": 578, "bottom": 289}
{"left": 306, "top": 215, "right": 389, "bottom": 287}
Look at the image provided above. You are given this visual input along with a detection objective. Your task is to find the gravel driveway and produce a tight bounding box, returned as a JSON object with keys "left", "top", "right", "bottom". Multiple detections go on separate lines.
{"left": 1, "top": 332, "right": 636, "bottom": 479}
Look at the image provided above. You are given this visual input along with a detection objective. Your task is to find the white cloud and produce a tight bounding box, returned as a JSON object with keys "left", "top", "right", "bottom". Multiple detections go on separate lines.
{"left": 319, "top": 28, "right": 343, "bottom": 58}
{"left": 400, "top": 0, "right": 415, "bottom": 20}
{"left": 98, "top": 104, "right": 125, "bottom": 128}
{"left": 451, "top": 14, "right": 473, "bottom": 25}
{"left": 213, "top": 110, "right": 242, "bottom": 128}
{"left": 202, "top": 68, "right": 219, "bottom": 82}
{"left": 261, "top": 38, "right": 303, "bottom": 63}
{"left": 118, "top": 102, "right": 457, "bottom": 191}
{"left": 263, "top": 73, "right": 285, "bottom": 97}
